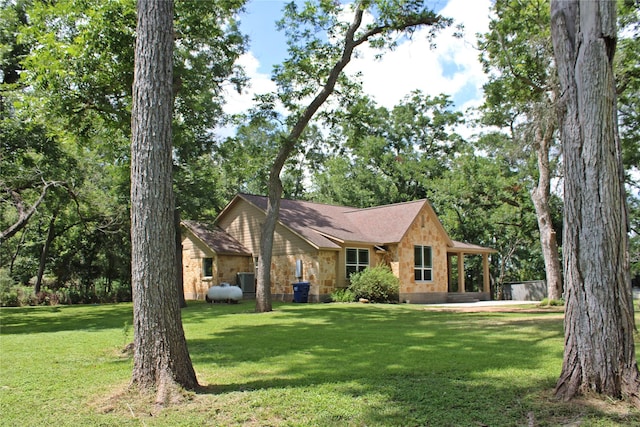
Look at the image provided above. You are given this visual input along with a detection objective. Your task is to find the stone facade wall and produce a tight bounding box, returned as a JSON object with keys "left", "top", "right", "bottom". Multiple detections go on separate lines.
{"left": 269, "top": 250, "right": 338, "bottom": 302}
{"left": 181, "top": 232, "right": 252, "bottom": 300}
{"left": 270, "top": 252, "right": 317, "bottom": 301}
{"left": 182, "top": 235, "right": 214, "bottom": 300}
{"left": 217, "top": 255, "right": 254, "bottom": 285}
{"left": 317, "top": 250, "right": 338, "bottom": 298}
{"left": 396, "top": 205, "right": 450, "bottom": 299}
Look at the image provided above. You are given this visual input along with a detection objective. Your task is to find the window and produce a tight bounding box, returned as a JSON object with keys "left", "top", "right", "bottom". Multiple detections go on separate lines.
{"left": 202, "top": 257, "right": 213, "bottom": 278}
{"left": 414, "top": 245, "right": 432, "bottom": 281}
{"left": 346, "top": 248, "right": 369, "bottom": 278}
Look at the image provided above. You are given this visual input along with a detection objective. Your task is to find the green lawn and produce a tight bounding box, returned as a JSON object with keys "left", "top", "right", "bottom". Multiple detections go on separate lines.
{"left": 0, "top": 301, "right": 637, "bottom": 426}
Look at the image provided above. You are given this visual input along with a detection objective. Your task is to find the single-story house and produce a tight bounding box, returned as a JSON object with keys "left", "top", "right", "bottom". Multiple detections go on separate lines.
{"left": 181, "top": 193, "right": 496, "bottom": 304}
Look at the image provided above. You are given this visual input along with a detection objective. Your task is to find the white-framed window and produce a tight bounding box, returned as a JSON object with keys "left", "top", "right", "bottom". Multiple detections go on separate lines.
{"left": 346, "top": 248, "right": 369, "bottom": 278}
{"left": 203, "top": 257, "right": 213, "bottom": 278}
{"left": 414, "top": 245, "right": 432, "bottom": 282}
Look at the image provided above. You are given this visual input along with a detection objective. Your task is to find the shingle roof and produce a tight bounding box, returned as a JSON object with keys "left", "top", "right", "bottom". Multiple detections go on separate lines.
{"left": 449, "top": 240, "right": 497, "bottom": 254}
{"left": 182, "top": 220, "right": 251, "bottom": 255}
{"left": 236, "top": 194, "right": 447, "bottom": 249}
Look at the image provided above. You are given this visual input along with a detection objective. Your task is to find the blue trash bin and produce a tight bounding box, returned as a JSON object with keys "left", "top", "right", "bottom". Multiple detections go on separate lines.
{"left": 292, "top": 281, "right": 310, "bottom": 303}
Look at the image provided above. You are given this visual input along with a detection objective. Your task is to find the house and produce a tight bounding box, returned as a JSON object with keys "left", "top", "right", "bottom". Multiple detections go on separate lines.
{"left": 181, "top": 193, "right": 496, "bottom": 304}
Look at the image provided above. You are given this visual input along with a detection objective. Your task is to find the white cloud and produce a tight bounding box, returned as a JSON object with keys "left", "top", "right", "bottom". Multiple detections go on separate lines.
{"left": 346, "top": 0, "right": 492, "bottom": 110}
{"left": 223, "top": 0, "right": 492, "bottom": 121}
{"left": 222, "top": 52, "right": 277, "bottom": 116}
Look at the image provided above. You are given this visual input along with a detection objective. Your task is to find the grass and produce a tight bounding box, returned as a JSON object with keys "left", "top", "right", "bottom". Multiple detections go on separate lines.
{"left": 0, "top": 301, "right": 638, "bottom": 426}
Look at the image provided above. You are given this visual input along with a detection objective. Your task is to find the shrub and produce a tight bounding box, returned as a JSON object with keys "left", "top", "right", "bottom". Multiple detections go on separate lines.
{"left": 348, "top": 266, "right": 400, "bottom": 303}
{"left": 0, "top": 269, "right": 19, "bottom": 306}
{"left": 539, "top": 298, "right": 565, "bottom": 307}
{"left": 16, "top": 286, "right": 38, "bottom": 306}
{"left": 0, "top": 268, "right": 14, "bottom": 288}
{"left": 330, "top": 288, "right": 356, "bottom": 303}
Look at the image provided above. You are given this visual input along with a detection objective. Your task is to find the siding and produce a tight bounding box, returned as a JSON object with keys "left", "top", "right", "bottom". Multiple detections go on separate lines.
{"left": 218, "top": 199, "right": 317, "bottom": 256}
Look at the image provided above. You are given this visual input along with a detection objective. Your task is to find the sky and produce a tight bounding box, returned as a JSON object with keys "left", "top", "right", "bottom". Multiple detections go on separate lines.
{"left": 223, "top": 0, "right": 493, "bottom": 125}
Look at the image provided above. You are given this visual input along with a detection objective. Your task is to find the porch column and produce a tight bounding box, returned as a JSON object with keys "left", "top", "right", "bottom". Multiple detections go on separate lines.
{"left": 482, "top": 253, "right": 490, "bottom": 293}
{"left": 447, "top": 254, "right": 452, "bottom": 290}
{"left": 458, "top": 252, "right": 465, "bottom": 293}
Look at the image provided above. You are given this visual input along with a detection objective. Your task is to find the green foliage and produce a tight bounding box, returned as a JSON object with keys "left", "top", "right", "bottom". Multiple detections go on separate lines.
{"left": 347, "top": 265, "right": 400, "bottom": 303}
{"left": 1, "top": 0, "right": 247, "bottom": 291}
{"left": 429, "top": 146, "right": 549, "bottom": 285}
{"left": 330, "top": 287, "right": 356, "bottom": 303}
{"left": 0, "top": 277, "right": 131, "bottom": 307}
{"left": 616, "top": 0, "right": 640, "bottom": 177}
{"left": 0, "top": 268, "right": 17, "bottom": 306}
{"left": 311, "top": 91, "right": 463, "bottom": 207}
{"left": 539, "top": 298, "right": 564, "bottom": 307}
{"left": 478, "top": 0, "right": 553, "bottom": 115}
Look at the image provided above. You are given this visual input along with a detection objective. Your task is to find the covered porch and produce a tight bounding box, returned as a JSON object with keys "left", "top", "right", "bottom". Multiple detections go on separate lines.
{"left": 446, "top": 241, "right": 496, "bottom": 302}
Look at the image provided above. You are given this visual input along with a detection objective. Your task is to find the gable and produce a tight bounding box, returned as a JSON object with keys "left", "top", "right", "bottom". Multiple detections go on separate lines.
{"left": 216, "top": 196, "right": 322, "bottom": 255}
{"left": 228, "top": 194, "right": 343, "bottom": 249}
{"left": 181, "top": 220, "right": 251, "bottom": 256}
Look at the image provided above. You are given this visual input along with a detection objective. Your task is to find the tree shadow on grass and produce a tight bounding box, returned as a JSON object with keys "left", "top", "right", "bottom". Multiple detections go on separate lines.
{"left": 183, "top": 303, "right": 591, "bottom": 425}
{"left": 0, "top": 303, "right": 133, "bottom": 335}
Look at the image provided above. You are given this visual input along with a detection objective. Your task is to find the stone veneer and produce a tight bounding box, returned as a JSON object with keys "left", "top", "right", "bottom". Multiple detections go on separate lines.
{"left": 395, "top": 205, "right": 449, "bottom": 302}
{"left": 265, "top": 204, "right": 451, "bottom": 304}
{"left": 269, "top": 250, "right": 337, "bottom": 302}
{"left": 182, "top": 236, "right": 252, "bottom": 300}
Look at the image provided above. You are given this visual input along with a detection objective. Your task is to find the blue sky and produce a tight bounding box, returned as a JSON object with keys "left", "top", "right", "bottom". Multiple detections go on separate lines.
{"left": 238, "top": 1, "right": 289, "bottom": 76}
{"left": 226, "top": 0, "right": 493, "bottom": 128}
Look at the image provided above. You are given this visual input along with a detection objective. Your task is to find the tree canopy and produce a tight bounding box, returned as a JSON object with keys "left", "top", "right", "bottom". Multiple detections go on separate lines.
{"left": 1, "top": 0, "right": 247, "bottom": 300}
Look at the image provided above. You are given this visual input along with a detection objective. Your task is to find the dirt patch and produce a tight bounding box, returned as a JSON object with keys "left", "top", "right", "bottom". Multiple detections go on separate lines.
{"left": 526, "top": 389, "right": 640, "bottom": 426}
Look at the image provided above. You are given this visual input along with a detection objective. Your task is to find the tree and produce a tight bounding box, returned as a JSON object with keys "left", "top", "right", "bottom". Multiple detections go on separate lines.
{"left": 616, "top": 1, "right": 640, "bottom": 280}
{"left": 255, "top": 0, "right": 450, "bottom": 312}
{"left": 550, "top": 0, "right": 640, "bottom": 404}
{"left": 478, "top": 0, "right": 563, "bottom": 301}
{"left": 616, "top": 0, "right": 640, "bottom": 179}
{"left": 1, "top": 0, "right": 246, "bottom": 297}
{"left": 427, "top": 133, "right": 548, "bottom": 292}
{"left": 130, "top": 0, "right": 197, "bottom": 400}
{"left": 311, "top": 91, "right": 462, "bottom": 207}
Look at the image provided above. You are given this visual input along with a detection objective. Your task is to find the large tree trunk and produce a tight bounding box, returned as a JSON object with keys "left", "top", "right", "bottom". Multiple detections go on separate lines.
{"left": 130, "top": 0, "right": 198, "bottom": 401}
{"left": 256, "top": 175, "right": 283, "bottom": 313}
{"left": 550, "top": 0, "right": 639, "bottom": 404}
{"left": 530, "top": 123, "right": 563, "bottom": 301}
{"left": 175, "top": 209, "right": 186, "bottom": 309}
{"left": 35, "top": 213, "right": 57, "bottom": 295}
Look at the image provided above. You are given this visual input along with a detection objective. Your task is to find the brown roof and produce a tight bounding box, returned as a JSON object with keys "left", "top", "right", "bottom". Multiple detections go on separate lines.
{"left": 449, "top": 240, "right": 497, "bottom": 254}
{"left": 235, "top": 194, "right": 453, "bottom": 249}
{"left": 182, "top": 220, "right": 251, "bottom": 256}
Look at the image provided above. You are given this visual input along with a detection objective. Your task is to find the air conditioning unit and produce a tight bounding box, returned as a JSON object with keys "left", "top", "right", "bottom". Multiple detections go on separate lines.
{"left": 236, "top": 272, "right": 255, "bottom": 293}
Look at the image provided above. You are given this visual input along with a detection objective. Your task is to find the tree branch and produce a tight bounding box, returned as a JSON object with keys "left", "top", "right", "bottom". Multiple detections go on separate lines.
{"left": 0, "top": 181, "right": 66, "bottom": 243}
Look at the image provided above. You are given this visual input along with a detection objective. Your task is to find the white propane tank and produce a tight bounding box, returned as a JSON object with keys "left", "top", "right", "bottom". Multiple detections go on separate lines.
{"left": 206, "top": 283, "right": 243, "bottom": 303}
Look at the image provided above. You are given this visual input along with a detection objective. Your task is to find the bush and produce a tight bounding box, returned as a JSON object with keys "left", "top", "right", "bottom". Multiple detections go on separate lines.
{"left": 348, "top": 266, "right": 400, "bottom": 303}
{"left": 0, "top": 269, "right": 19, "bottom": 307}
{"left": 0, "top": 270, "right": 132, "bottom": 306}
{"left": 330, "top": 288, "right": 356, "bottom": 303}
{"left": 539, "top": 298, "right": 565, "bottom": 307}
